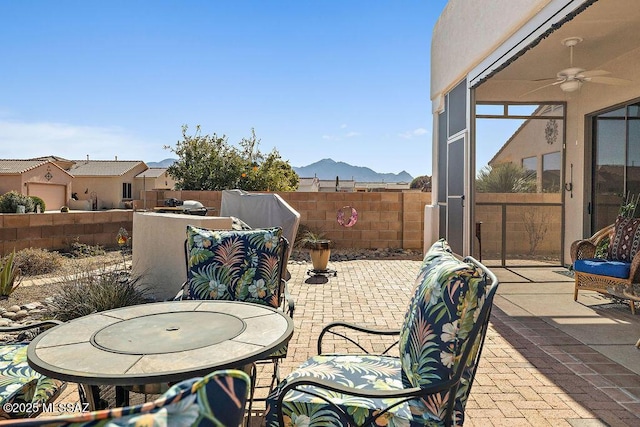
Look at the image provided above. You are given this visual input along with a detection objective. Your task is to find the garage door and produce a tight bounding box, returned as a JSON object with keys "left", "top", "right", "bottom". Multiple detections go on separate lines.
{"left": 28, "top": 184, "right": 66, "bottom": 212}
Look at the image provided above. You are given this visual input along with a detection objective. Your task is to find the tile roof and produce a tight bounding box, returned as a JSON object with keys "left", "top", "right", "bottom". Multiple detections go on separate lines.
{"left": 0, "top": 159, "right": 49, "bottom": 174}
{"left": 68, "top": 160, "right": 145, "bottom": 176}
{"left": 136, "top": 168, "right": 167, "bottom": 178}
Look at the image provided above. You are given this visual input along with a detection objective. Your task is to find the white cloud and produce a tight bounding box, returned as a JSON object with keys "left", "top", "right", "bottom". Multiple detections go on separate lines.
{"left": 345, "top": 131, "right": 360, "bottom": 138}
{"left": 399, "top": 127, "right": 429, "bottom": 139}
{"left": 0, "top": 120, "right": 153, "bottom": 160}
{"left": 322, "top": 134, "right": 337, "bottom": 141}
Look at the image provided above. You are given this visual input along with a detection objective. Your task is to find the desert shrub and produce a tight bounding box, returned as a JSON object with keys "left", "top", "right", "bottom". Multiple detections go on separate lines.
{"left": 0, "top": 251, "right": 21, "bottom": 298}
{"left": 13, "top": 248, "right": 63, "bottom": 276}
{"left": 0, "top": 191, "right": 35, "bottom": 213}
{"left": 49, "top": 266, "right": 151, "bottom": 322}
{"left": 30, "top": 196, "right": 46, "bottom": 213}
{"left": 65, "top": 239, "right": 106, "bottom": 258}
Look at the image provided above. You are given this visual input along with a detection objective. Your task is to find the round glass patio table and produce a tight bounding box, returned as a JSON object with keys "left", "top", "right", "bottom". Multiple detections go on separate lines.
{"left": 27, "top": 300, "right": 294, "bottom": 386}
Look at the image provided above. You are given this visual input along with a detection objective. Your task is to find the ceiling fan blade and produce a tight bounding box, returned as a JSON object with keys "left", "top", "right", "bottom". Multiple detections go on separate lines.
{"left": 520, "top": 81, "right": 562, "bottom": 97}
{"left": 531, "top": 77, "right": 558, "bottom": 82}
{"left": 587, "top": 76, "right": 631, "bottom": 85}
{"left": 580, "top": 69, "right": 611, "bottom": 78}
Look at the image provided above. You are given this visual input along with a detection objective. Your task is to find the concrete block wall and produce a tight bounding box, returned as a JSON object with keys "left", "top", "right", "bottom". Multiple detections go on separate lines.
{"left": 144, "top": 190, "right": 431, "bottom": 250}
{"left": 0, "top": 211, "right": 133, "bottom": 256}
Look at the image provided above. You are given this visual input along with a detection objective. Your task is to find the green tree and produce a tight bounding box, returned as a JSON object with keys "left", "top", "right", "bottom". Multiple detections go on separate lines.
{"left": 165, "top": 125, "right": 298, "bottom": 191}
{"left": 410, "top": 175, "right": 432, "bottom": 192}
{"left": 476, "top": 162, "right": 536, "bottom": 193}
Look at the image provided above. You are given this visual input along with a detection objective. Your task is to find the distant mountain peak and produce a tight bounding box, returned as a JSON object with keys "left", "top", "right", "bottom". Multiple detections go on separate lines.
{"left": 293, "top": 158, "right": 413, "bottom": 182}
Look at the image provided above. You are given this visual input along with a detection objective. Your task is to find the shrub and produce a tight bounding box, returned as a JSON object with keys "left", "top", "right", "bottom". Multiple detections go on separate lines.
{"left": 65, "top": 239, "right": 106, "bottom": 258}
{"left": 49, "top": 266, "right": 152, "bottom": 322}
{"left": 30, "top": 196, "right": 46, "bottom": 213}
{"left": 0, "top": 191, "right": 35, "bottom": 213}
{"left": 13, "top": 248, "right": 63, "bottom": 276}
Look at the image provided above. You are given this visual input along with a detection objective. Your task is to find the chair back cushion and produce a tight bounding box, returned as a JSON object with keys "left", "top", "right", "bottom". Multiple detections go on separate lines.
{"left": 184, "top": 225, "right": 285, "bottom": 308}
{"left": 10, "top": 369, "right": 251, "bottom": 426}
{"left": 398, "top": 239, "right": 491, "bottom": 417}
{"left": 608, "top": 215, "right": 640, "bottom": 262}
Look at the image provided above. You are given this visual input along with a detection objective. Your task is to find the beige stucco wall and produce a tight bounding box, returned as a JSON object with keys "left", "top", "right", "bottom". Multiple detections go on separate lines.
{"left": 73, "top": 163, "right": 147, "bottom": 210}
{"left": 431, "top": 0, "right": 551, "bottom": 102}
{"left": 131, "top": 212, "right": 233, "bottom": 301}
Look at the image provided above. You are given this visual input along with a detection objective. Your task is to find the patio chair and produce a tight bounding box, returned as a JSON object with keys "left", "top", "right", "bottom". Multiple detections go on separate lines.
{"left": 571, "top": 217, "right": 640, "bottom": 314}
{"left": 179, "top": 224, "right": 294, "bottom": 415}
{"left": 0, "top": 320, "right": 66, "bottom": 420}
{"left": 8, "top": 369, "right": 251, "bottom": 427}
{"left": 265, "top": 238, "right": 499, "bottom": 427}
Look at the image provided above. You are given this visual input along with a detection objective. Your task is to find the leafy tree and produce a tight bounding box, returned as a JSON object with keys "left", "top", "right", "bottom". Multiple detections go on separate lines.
{"left": 410, "top": 175, "right": 432, "bottom": 192}
{"left": 165, "top": 126, "right": 298, "bottom": 191}
{"left": 476, "top": 162, "right": 536, "bottom": 193}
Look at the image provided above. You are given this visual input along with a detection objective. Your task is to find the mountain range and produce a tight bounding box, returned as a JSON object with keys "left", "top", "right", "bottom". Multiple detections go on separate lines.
{"left": 146, "top": 158, "right": 414, "bottom": 182}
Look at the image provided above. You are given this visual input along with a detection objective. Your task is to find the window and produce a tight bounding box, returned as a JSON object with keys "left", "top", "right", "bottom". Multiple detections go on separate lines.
{"left": 522, "top": 156, "right": 537, "bottom": 173}
{"left": 122, "top": 182, "right": 132, "bottom": 199}
{"left": 542, "top": 152, "right": 561, "bottom": 192}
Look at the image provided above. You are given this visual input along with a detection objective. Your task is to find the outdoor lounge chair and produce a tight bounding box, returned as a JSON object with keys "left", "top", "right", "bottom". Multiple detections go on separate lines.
{"left": 0, "top": 320, "right": 66, "bottom": 420}
{"left": 8, "top": 369, "right": 251, "bottom": 427}
{"left": 571, "top": 217, "right": 640, "bottom": 314}
{"left": 264, "top": 238, "right": 499, "bottom": 427}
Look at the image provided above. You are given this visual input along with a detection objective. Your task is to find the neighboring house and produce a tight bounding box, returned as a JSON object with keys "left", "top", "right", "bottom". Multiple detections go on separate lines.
{"left": 488, "top": 105, "right": 565, "bottom": 192}
{"left": 135, "top": 168, "right": 176, "bottom": 195}
{"left": 297, "top": 177, "right": 320, "bottom": 192}
{"left": 67, "top": 159, "right": 148, "bottom": 210}
{"left": 354, "top": 182, "right": 411, "bottom": 192}
{"left": 429, "top": 0, "right": 640, "bottom": 263}
{"left": 0, "top": 159, "right": 73, "bottom": 211}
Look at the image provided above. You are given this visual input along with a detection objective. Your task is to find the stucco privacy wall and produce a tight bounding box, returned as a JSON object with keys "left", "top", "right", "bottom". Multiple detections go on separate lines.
{"left": 144, "top": 191, "right": 431, "bottom": 250}
{"left": 431, "top": 0, "right": 551, "bottom": 102}
{"left": 0, "top": 210, "right": 132, "bottom": 256}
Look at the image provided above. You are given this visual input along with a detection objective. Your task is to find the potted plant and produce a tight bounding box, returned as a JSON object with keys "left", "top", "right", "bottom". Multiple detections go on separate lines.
{"left": 300, "top": 230, "right": 332, "bottom": 271}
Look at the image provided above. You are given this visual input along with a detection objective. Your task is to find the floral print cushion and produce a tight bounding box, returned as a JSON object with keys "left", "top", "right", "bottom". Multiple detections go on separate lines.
{"left": 0, "top": 343, "right": 65, "bottom": 419}
{"left": 399, "top": 238, "right": 489, "bottom": 425}
{"left": 183, "top": 225, "right": 284, "bottom": 308}
{"left": 265, "top": 239, "right": 492, "bottom": 427}
{"left": 16, "top": 369, "right": 251, "bottom": 427}
{"left": 264, "top": 354, "right": 445, "bottom": 426}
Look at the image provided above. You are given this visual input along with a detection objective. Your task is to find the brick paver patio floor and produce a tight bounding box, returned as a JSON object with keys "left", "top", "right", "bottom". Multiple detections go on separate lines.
{"left": 49, "top": 258, "right": 640, "bottom": 425}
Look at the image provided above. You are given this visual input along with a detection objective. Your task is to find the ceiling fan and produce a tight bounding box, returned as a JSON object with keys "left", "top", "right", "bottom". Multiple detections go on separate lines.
{"left": 522, "top": 37, "right": 630, "bottom": 96}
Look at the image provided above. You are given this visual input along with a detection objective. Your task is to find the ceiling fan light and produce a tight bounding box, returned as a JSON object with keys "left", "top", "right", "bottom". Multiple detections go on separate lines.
{"left": 560, "top": 80, "right": 582, "bottom": 92}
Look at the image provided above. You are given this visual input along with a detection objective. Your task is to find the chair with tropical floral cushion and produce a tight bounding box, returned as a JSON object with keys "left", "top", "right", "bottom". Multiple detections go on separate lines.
{"left": 264, "top": 239, "right": 499, "bottom": 427}
{"left": 180, "top": 224, "right": 293, "bottom": 416}
{"left": 9, "top": 369, "right": 251, "bottom": 427}
{"left": 0, "top": 320, "right": 66, "bottom": 420}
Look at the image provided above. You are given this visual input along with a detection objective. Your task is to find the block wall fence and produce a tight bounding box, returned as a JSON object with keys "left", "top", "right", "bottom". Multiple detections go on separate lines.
{"left": 0, "top": 191, "right": 432, "bottom": 256}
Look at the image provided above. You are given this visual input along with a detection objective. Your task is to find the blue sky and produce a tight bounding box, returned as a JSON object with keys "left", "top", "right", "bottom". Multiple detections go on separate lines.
{"left": 0, "top": 1, "right": 447, "bottom": 178}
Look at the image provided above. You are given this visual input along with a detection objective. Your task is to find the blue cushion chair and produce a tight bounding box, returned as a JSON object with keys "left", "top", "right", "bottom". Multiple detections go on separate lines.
{"left": 8, "top": 369, "right": 251, "bottom": 426}
{"left": 264, "top": 239, "right": 499, "bottom": 427}
{"left": 0, "top": 320, "right": 66, "bottom": 420}
{"left": 571, "top": 217, "right": 640, "bottom": 314}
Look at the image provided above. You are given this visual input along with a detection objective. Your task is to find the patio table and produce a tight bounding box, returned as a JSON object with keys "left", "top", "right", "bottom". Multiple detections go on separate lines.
{"left": 27, "top": 300, "right": 294, "bottom": 408}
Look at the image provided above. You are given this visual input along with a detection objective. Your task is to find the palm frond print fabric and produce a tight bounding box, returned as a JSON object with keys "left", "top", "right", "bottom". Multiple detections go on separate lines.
{"left": 265, "top": 239, "right": 490, "bottom": 427}
{"left": 184, "top": 225, "right": 283, "bottom": 308}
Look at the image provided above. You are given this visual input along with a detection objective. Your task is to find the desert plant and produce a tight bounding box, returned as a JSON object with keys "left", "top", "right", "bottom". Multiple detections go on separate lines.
{"left": 30, "top": 196, "right": 46, "bottom": 213}
{"left": 65, "top": 239, "right": 106, "bottom": 258}
{"left": 0, "top": 251, "right": 22, "bottom": 298}
{"left": 0, "top": 190, "right": 35, "bottom": 213}
{"left": 476, "top": 163, "right": 536, "bottom": 193}
{"left": 49, "top": 265, "right": 151, "bottom": 322}
{"left": 13, "top": 248, "right": 63, "bottom": 276}
{"left": 521, "top": 207, "right": 550, "bottom": 255}
{"left": 298, "top": 229, "right": 332, "bottom": 250}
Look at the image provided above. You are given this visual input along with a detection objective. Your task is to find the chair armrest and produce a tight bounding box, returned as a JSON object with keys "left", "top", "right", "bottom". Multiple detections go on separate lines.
{"left": 317, "top": 322, "right": 400, "bottom": 355}
{"left": 276, "top": 376, "right": 456, "bottom": 426}
{"left": 629, "top": 250, "right": 640, "bottom": 283}
{"left": 570, "top": 240, "right": 597, "bottom": 262}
